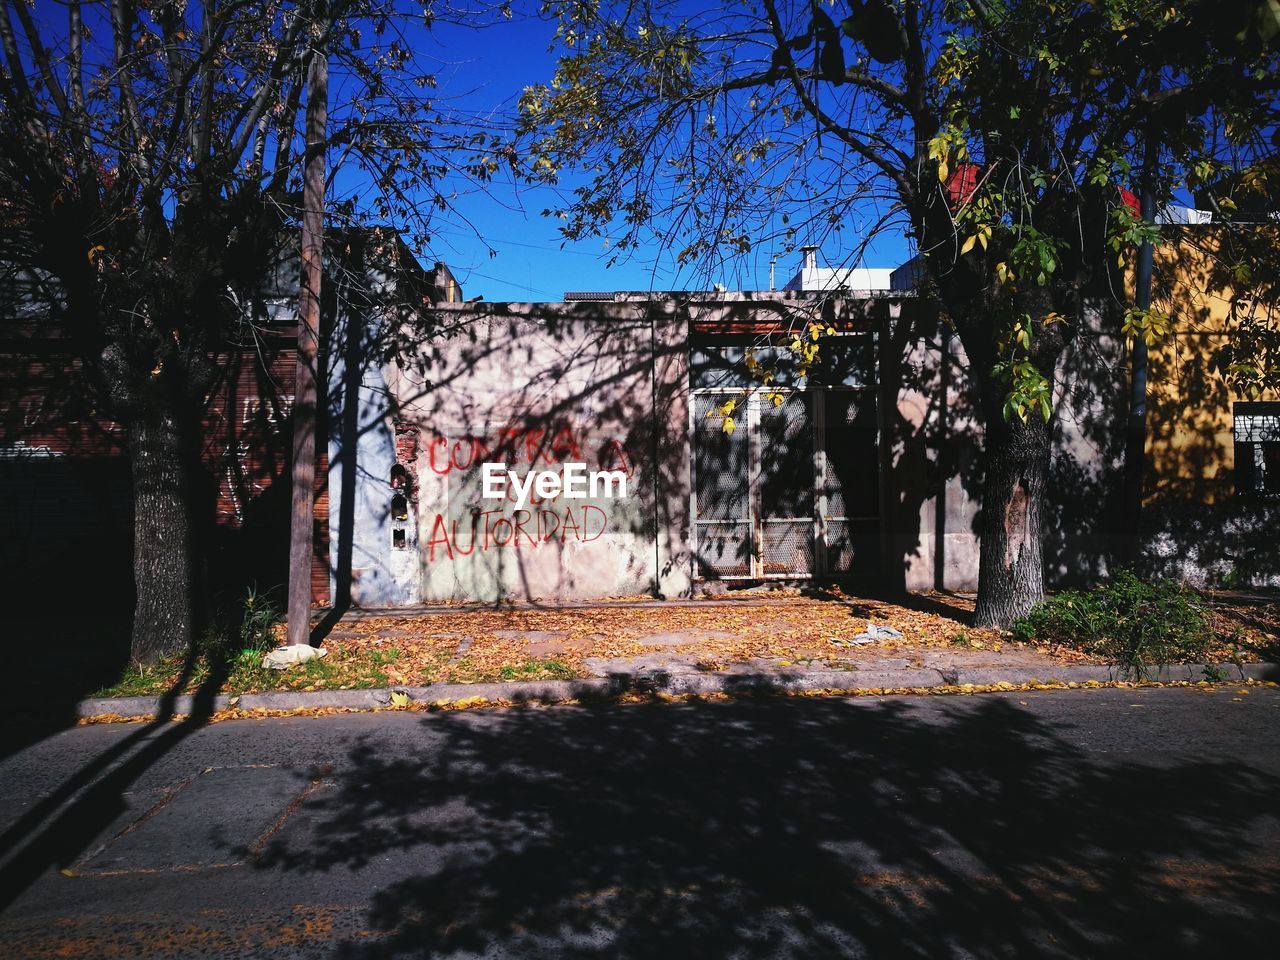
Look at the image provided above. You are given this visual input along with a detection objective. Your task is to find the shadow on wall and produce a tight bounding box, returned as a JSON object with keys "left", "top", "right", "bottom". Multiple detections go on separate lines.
{"left": 1137, "top": 228, "right": 1280, "bottom": 587}
{"left": 340, "top": 296, "right": 954, "bottom": 605}
{"left": 887, "top": 223, "right": 1280, "bottom": 593}
{"left": 325, "top": 243, "right": 1280, "bottom": 605}
{"left": 252, "top": 695, "right": 1280, "bottom": 958}
{"left": 1041, "top": 302, "right": 1129, "bottom": 587}
{"left": 327, "top": 294, "right": 696, "bottom": 606}
{"left": 878, "top": 303, "right": 985, "bottom": 592}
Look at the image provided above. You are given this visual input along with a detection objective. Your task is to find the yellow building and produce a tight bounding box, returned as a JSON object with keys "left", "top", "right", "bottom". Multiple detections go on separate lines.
{"left": 1146, "top": 224, "right": 1280, "bottom": 504}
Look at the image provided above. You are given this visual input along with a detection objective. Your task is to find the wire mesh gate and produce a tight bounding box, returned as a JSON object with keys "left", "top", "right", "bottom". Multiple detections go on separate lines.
{"left": 691, "top": 337, "right": 879, "bottom": 580}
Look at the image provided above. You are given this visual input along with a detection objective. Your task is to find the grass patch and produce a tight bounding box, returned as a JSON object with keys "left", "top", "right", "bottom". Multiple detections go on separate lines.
{"left": 1013, "top": 572, "right": 1214, "bottom": 678}
{"left": 493, "top": 658, "right": 578, "bottom": 682}
{"left": 95, "top": 659, "right": 193, "bottom": 699}
{"left": 90, "top": 642, "right": 433, "bottom": 698}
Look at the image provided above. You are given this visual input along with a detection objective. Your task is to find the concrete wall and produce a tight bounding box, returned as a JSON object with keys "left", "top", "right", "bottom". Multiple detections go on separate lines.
{"left": 329, "top": 299, "right": 692, "bottom": 605}
{"left": 880, "top": 305, "right": 983, "bottom": 592}
{"left": 880, "top": 286, "right": 1280, "bottom": 593}
{"left": 327, "top": 281, "right": 1275, "bottom": 605}
{"left": 1042, "top": 303, "right": 1130, "bottom": 586}
{"left": 324, "top": 261, "right": 408, "bottom": 607}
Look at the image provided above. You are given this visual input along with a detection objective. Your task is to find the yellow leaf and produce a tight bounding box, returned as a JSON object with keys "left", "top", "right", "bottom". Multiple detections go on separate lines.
{"left": 961, "top": 234, "right": 977, "bottom": 255}
{"left": 389, "top": 691, "right": 410, "bottom": 708}
{"left": 722, "top": 417, "right": 736, "bottom": 435}
{"left": 937, "top": 159, "right": 949, "bottom": 182}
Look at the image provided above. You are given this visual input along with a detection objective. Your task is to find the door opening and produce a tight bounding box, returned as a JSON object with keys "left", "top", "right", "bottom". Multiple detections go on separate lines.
{"left": 691, "top": 335, "right": 880, "bottom": 580}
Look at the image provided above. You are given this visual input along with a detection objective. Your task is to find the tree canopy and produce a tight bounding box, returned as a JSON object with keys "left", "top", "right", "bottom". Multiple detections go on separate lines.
{"left": 0, "top": 0, "right": 516, "bottom": 659}
{"left": 521, "top": 0, "right": 1280, "bottom": 624}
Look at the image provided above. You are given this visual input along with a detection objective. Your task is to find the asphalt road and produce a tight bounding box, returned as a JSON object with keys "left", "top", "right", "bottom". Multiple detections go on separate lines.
{"left": 1, "top": 685, "right": 1278, "bottom": 959}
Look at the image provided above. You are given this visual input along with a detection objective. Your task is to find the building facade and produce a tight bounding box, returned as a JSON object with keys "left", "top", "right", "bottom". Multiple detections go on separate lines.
{"left": 329, "top": 234, "right": 1279, "bottom": 606}
{"left": 4, "top": 233, "right": 1275, "bottom": 614}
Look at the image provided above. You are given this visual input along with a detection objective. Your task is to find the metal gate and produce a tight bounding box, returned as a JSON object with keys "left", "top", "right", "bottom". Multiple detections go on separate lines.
{"left": 691, "top": 336, "right": 879, "bottom": 580}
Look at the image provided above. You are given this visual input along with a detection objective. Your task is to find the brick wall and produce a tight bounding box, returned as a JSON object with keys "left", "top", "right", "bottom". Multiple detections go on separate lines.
{"left": 1, "top": 338, "right": 331, "bottom": 606}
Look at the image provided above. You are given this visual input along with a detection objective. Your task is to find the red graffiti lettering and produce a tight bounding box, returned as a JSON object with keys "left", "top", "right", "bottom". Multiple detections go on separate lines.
{"left": 428, "top": 437, "right": 451, "bottom": 474}
{"left": 538, "top": 510, "right": 560, "bottom": 542}
{"left": 582, "top": 505, "right": 607, "bottom": 542}
{"left": 524, "top": 428, "right": 545, "bottom": 466}
{"left": 450, "top": 439, "right": 476, "bottom": 472}
{"left": 452, "top": 514, "right": 477, "bottom": 556}
{"left": 561, "top": 508, "right": 581, "bottom": 541}
{"left": 513, "top": 509, "right": 534, "bottom": 547}
{"left": 478, "top": 508, "right": 504, "bottom": 549}
{"left": 426, "top": 513, "right": 454, "bottom": 562}
{"left": 598, "top": 438, "right": 634, "bottom": 478}
{"left": 550, "top": 424, "right": 582, "bottom": 463}
{"left": 423, "top": 506, "right": 611, "bottom": 561}
{"left": 423, "top": 422, "right": 627, "bottom": 476}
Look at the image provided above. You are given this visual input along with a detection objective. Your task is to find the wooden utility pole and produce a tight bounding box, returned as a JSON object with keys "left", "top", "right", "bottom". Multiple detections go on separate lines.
{"left": 287, "top": 27, "right": 328, "bottom": 647}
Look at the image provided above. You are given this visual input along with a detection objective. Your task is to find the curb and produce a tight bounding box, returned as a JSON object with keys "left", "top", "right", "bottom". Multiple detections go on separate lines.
{"left": 72, "top": 661, "right": 1280, "bottom": 720}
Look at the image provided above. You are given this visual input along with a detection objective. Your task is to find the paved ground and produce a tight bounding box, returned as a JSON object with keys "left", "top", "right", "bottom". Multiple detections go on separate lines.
{"left": 1, "top": 685, "right": 1279, "bottom": 958}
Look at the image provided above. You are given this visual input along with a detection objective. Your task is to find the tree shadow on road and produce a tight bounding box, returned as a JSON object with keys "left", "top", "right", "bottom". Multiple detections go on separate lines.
{"left": 0, "top": 642, "right": 232, "bottom": 911}
{"left": 257, "top": 694, "right": 1280, "bottom": 958}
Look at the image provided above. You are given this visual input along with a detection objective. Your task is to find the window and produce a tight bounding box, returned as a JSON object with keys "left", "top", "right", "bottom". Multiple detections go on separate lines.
{"left": 691, "top": 335, "right": 875, "bottom": 391}
{"left": 1234, "top": 402, "right": 1280, "bottom": 498}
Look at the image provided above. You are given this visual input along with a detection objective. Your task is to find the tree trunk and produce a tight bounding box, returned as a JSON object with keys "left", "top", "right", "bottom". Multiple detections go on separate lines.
{"left": 972, "top": 407, "right": 1053, "bottom": 628}
{"left": 126, "top": 404, "right": 198, "bottom": 663}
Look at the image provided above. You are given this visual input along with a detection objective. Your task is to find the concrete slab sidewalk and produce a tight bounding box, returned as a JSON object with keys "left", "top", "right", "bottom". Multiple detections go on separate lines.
{"left": 72, "top": 661, "right": 1280, "bottom": 720}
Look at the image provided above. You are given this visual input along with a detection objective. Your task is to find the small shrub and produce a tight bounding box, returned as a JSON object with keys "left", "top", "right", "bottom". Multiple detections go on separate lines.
{"left": 239, "top": 585, "right": 283, "bottom": 654}
{"left": 1013, "top": 572, "right": 1213, "bottom": 678}
{"left": 1201, "top": 663, "right": 1229, "bottom": 682}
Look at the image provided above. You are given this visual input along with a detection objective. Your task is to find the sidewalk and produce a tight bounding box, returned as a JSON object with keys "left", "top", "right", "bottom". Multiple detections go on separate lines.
{"left": 78, "top": 591, "right": 1280, "bottom": 719}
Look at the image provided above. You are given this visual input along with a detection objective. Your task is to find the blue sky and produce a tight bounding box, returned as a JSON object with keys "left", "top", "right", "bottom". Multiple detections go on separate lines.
{"left": 395, "top": 11, "right": 914, "bottom": 302}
